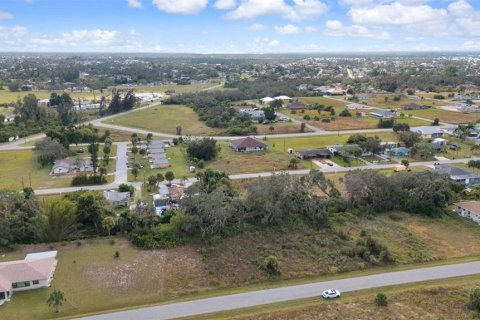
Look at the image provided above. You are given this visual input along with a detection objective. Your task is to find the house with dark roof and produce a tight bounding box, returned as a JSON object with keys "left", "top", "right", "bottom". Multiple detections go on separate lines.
{"left": 401, "top": 103, "right": 428, "bottom": 110}
{"left": 103, "top": 190, "right": 131, "bottom": 207}
{"left": 435, "top": 164, "right": 480, "bottom": 185}
{"left": 287, "top": 101, "right": 306, "bottom": 110}
{"left": 230, "top": 137, "right": 268, "bottom": 152}
{"left": 295, "top": 149, "right": 332, "bottom": 160}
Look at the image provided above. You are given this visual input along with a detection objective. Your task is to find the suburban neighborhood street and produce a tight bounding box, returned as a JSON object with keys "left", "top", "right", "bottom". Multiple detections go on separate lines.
{"left": 79, "top": 260, "right": 480, "bottom": 320}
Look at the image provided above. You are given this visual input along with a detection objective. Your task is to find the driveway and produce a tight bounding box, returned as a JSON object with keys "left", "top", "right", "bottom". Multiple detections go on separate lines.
{"left": 79, "top": 260, "right": 480, "bottom": 320}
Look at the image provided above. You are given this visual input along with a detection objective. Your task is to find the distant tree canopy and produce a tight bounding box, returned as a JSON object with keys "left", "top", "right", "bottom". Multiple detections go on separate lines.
{"left": 106, "top": 89, "right": 138, "bottom": 114}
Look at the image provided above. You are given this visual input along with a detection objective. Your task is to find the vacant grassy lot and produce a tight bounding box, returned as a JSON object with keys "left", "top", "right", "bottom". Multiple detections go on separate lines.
{"left": 299, "top": 96, "right": 348, "bottom": 109}
{"left": 121, "top": 81, "right": 222, "bottom": 95}
{"left": 0, "top": 89, "right": 98, "bottom": 104}
{"left": 364, "top": 94, "right": 450, "bottom": 109}
{"left": 207, "top": 141, "right": 308, "bottom": 174}
{"left": 104, "top": 105, "right": 225, "bottom": 136}
{"left": 405, "top": 108, "right": 479, "bottom": 124}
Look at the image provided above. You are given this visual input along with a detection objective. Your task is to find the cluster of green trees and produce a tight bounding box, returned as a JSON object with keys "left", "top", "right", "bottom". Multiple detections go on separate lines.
{"left": 345, "top": 170, "right": 453, "bottom": 216}
{"left": 186, "top": 138, "right": 219, "bottom": 161}
{"left": 104, "top": 89, "right": 138, "bottom": 115}
{"left": 166, "top": 90, "right": 255, "bottom": 135}
{"left": 0, "top": 190, "right": 134, "bottom": 247}
{"left": 46, "top": 124, "right": 99, "bottom": 148}
{"left": 131, "top": 169, "right": 343, "bottom": 249}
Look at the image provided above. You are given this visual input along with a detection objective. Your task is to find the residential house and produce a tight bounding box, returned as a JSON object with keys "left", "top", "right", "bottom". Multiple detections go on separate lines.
{"left": 295, "top": 149, "right": 332, "bottom": 160}
{"left": 412, "top": 126, "right": 444, "bottom": 139}
{"left": 408, "top": 95, "right": 422, "bottom": 100}
{"left": 453, "top": 94, "right": 472, "bottom": 101}
{"left": 381, "top": 141, "right": 398, "bottom": 149}
{"left": 426, "top": 142, "right": 444, "bottom": 152}
{"left": 327, "top": 144, "right": 345, "bottom": 154}
{"left": 260, "top": 97, "right": 274, "bottom": 104}
{"left": 401, "top": 103, "right": 428, "bottom": 110}
{"left": 370, "top": 110, "right": 396, "bottom": 118}
{"left": 151, "top": 158, "right": 169, "bottom": 169}
{"left": 434, "top": 164, "right": 480, "bottom": 185}
{"left": 0, "top": 251, "right": 57, "bottom": 305}
{"left": 240, "top": 108, "right": 266, "bottom": 122}
{"left": 455, "top": 201, "right": 480, "bottom": 224}
{"left": 274, "top": 95, "right": 292, "bottom": 101}
{"left": 103, "top": 190, "right": 131, "bottom": 207}
{"left": 433, "top": 138, "right": 448, "bottom": 146}
{"left": 230, "top": 137, "right": 268, "bottom": 152}
{"left": 51, "top": 158, "right": 93, "bottom": 175}
{"left": 287, "top": 101, "right": 306, "bottom": 111}
{"left": 389, "top": 147, "right": 411, "bottom": 157}
{"left": 346, "top": 103, "right": 367, "bottom": 110}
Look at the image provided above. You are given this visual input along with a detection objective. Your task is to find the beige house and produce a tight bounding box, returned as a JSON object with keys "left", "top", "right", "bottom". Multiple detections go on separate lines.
{"left": 455, "top": 201, "right": 480, "bottom": 224}
{"left": 0, "top": 251, "right": 57, "bottom": 305}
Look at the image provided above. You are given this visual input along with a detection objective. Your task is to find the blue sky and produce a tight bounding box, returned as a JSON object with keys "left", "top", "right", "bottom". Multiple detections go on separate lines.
{"left": 0, "top": 0, "right": 479, "bottom": 52}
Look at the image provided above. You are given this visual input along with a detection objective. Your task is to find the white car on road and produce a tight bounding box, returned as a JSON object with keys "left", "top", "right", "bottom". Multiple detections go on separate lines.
{"left": 322, "top": 289, "right": 341, "bottom": 299}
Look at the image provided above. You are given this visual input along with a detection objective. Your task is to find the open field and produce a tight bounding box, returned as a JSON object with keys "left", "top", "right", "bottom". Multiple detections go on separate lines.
{"left": 207, "top": 141, "right": 309, "bottom": 174}
{"left": 405, "top": 108, "right": 480, "bottom": 123}
{"left": 104, "top": 105, "right": 225, "bottom": 136}
{"left": 363, "top": 94, "right": 450, "bottom": 109}
{"left": 299, "top": 96, "right": 349, "bottom": 109}
{"left": 281, "top": 108, "right": 430, "bottom": 130}
{"left": 0, "top": 89, "right": 98, "bottom": 104}
{"left": 117, "top": 81, "right": 222, "bottom": 94}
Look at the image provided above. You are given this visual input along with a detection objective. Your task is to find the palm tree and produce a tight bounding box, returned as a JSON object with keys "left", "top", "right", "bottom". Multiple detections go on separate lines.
{"left": 47, "top": 288, "right": 66, "bottom": 313}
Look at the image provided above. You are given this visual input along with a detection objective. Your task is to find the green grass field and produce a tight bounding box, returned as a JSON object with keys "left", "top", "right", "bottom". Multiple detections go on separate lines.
{"left": 0, "top": 89, "right": 98, "bottom": 104}
{"left": 405, "top": 108, "right": 480, "bottom": 124}
{"left": 104, "top": 105, "right": 225, "bottom": 136}
{"left": 0, "top": 150, "right": 73, "bottom": 190}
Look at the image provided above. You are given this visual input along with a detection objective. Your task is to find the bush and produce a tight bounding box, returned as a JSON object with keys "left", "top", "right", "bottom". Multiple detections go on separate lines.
{"left": 71, "top": 174, "right": 106, "bottom": 186}
{"left": 375, "top": 292, "right": 388, "bottom": 306}
{"left": 261, "top": 255, "right": 281, "bottom": 276}
{"left": 114, "top": 251, "right": 120, "bottom": 259}
{"left": 322, "top": 118, "right": 331, "bottom": 123}
{"left": 197, "top": 159, "right": 205, "bottom": 169}
{"left": 118, "top": 184, "right": 135, "bottom": 196}
{"left": 303, "top": 115, "right": 311, "bottom": 120}
{"left": 186, "top": 138, "right": 218, "bottom": 160}
{"left": 469, "top": 288, "right": 480, "bottom": 312}
{"left": 339, "top": 109, "right": 352, "bottom": 117}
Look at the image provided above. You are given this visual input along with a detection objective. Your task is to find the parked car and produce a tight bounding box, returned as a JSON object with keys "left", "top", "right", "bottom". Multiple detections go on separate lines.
{"left": 322, "top": 289, "right": 341, "bottom": 299}
{"left": 449, "top": 143, "right": 460, "bottom": 150}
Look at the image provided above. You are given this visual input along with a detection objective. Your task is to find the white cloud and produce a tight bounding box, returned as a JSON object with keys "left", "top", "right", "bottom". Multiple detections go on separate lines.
{"left": 152, "top": 0, "right": 208, "bottom": 14}
{"left": 448, "top": 0, "right": 480, "bottom": 37}
{"left": 274, "top": 24, "right": 300, "bottom": 34}
{"left": 248, "top": 37, "right": 280, "bottom": 51}
{"left": 325, "top": 20, "right": 343, "bottom": 30}
{"left": 304, "top": 26, "right": 317, "bottom": 33}
{"left": 448, "top": 0, "right": 472, "bottom": 17}
{"left": 0, "top": 12, "right": 13, "bottom": 20}
{"left": 214, "top": 0, "right": 236, "bottom": 10}
{"left": 268, "top": 39, "right": 280, "bottom": 47}
{"left": 249, "top": 23, "right": 265, "bottom": 31}
{"left": 349, "top": 2, "right": 447, "bottom": 26}
{"left": 127, "top": 0, "right": 143, "bottom": 9}
{"left": 326, "top": 22, "right": 390, "bottom": 40}
{"left": 225, "top": 0, "right": 327, "bottom": 21}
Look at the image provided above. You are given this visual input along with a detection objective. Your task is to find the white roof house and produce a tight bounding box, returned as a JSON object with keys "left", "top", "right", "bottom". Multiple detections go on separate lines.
{"left": 260, "top": 97, "right": 274, "bottom": 104}
{"left": 274, "top": 95, "right": 292, "bottom": 101}
{"left": 412, "top": 126, "right": 444, "bottom": 138}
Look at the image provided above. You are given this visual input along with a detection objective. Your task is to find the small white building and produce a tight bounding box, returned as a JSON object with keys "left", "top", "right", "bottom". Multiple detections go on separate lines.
{"left": 260, "top": 97, "right": 274, "bottom": 104}
{"left": 455, "top": 201, "right": 480, "bottom": 224}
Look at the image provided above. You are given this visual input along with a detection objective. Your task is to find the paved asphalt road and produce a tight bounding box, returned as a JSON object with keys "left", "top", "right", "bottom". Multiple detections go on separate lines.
{"left": 79, "top": 261, "right": 480, "bottom": 320}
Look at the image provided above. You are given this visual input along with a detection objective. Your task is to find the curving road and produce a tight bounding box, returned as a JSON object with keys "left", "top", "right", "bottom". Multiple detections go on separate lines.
{"left": 79, "top": 260, "right": 480, "bottom": 320}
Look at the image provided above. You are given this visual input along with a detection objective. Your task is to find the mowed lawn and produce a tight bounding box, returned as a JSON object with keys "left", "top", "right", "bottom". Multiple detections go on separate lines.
{"left": 0, "top": 150, "right": 72, "bottom": 190}
{"left": 124, "top": 82, "right": 221, "bottom": 94}
{"left": 207, "top": 141, "right": 308, "bottom": 174}
{"left": 403, "top": 108, "right": 480, "bottom": 124}
{"left": 104, "top": 105, "right": 225, "bottom": 136}
{"left": 0, "top": 89, "right": 98, "bottom": 104}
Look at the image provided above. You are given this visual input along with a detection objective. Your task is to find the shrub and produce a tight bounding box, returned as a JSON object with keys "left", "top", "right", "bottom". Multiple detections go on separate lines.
{"left": 261, "top": 255, "right": 281, "bottom": 276}
{"left": 469, "top": 288, "right": 480, "bottom": 312}
{"left": 375, "top": 292, "right": 388, "bottom": 306}
{"left": 339, "top": 109, "right": 352, "bottom": 117}
{"left": 303, "top": 115, "right": 311, "bottom": 120}
{"left": 322, "top": 118, "right": 331, "bottom": 123}
{"left": 197, "top": 159, "right": 205, "bottom": 169}
{"left": 114, "top": 251, "right": 120, "bottom": 259}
